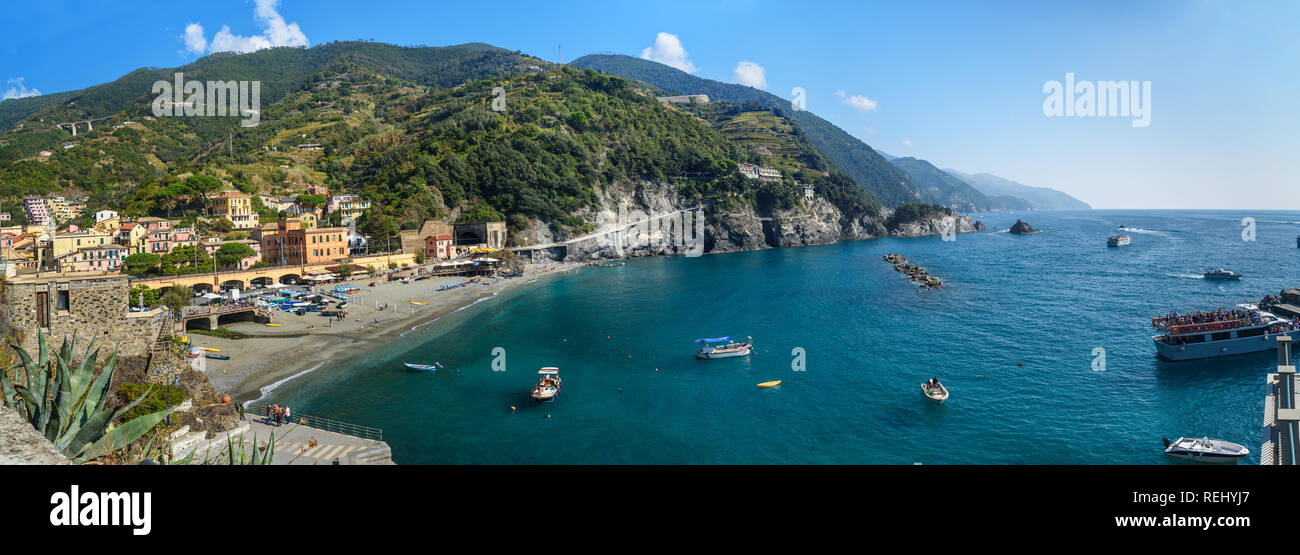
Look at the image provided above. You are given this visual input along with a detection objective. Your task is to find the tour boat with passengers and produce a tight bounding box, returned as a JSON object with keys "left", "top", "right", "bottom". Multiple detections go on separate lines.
{"left": 1106, "top": 235, "right": 1131, "bottom": 247}
{"left": 530, "top": 367, "right": 562, "bottom": 402}
{"left": 1151, "top": 304, "right": 1300, "bottom": 361}
{"left": 695, "top": 336, "right": 753, "bottom": 359}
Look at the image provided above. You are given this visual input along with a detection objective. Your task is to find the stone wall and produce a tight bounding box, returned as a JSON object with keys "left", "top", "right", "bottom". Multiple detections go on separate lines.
{"left": 1, "top": 274, "right": 168, "bottom": 359}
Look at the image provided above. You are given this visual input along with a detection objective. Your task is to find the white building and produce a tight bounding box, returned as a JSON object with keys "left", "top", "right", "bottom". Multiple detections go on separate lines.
{"left": 94, "top": 209, "right": 118, "bottom": 224}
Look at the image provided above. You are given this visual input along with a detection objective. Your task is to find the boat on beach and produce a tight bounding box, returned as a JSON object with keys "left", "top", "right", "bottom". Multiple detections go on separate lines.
{"left": 1162, "top": 436, "right": 1248, "bottom": 463}
{"left": 1106, "top": 235, "right": 1131, "bottom": 247}
{"left": 530, "top": 367, "right": 562, "bottom": 402}
{"left": 204, "top": 353, "right": 231, "bottom": 360}
{"left": 695, "top": 336, "right": 753, "bottom": 359}
{"left": 1151, "top": 304, "right": 1300, "bottom": 360}
{"left": 404, "top": 362, "right": 442, "bottom": 371}
{"left": 1203, "top": 267, "right": 1242, "bottom": 280}
{"left": 921, "top": 380, "right": 949, "bottom": 404}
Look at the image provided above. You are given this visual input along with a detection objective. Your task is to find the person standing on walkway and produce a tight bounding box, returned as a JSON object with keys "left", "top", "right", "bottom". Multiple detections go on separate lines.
{"left": 284, "top": 406, "right": 291, "bottom": 424}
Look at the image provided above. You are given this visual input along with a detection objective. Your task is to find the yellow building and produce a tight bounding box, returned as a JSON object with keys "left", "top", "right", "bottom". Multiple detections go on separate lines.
{"left": 51, "top": 231, "right": 113, "bottom": 258}
{"left": 209, "top": 191, "right": 259, "bottom": 229}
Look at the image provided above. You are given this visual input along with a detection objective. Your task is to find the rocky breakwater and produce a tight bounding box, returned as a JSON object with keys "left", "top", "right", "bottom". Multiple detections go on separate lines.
{"left": 883, "top": 253, "right": 943, "bottom": 290}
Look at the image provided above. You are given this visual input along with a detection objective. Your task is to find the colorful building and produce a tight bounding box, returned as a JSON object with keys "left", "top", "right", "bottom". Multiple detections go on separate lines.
{"left": 200, "top": 238, "right": 262, "bottom": 270}
{"left": 260, "top": 217, "right": 348, "bottom": 266}
{"left": 209, "top": 191, "right": 259, "bottom": 229}
{"left": 55, "top": 245, "right": 124, "bottom": 273}
{"left": 424, "top": 234, "right": 454, "bottom": 260}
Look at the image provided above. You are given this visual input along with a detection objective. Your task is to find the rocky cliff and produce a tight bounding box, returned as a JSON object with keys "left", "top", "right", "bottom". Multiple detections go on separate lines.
{"left": 524, "top": 180, "right": 977, "bottom": 260}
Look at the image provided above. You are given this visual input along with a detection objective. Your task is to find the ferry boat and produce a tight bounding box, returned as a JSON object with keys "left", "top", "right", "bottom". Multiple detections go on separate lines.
{"left": 1202, "top": 268, "right": 1242, "bottom": 280}
{"left": 695, "top": 336, "right": 753, "bottom": 359}
{"left": 1106, "top": 234, "right": 1131, "bottom": 247}
{"left": 1162, "top": 436, "right": 1249, "bottom": 463}
{"left": 1151, "top": 305, "right": 1300, "bottom": 361}
{"left": 530, "top": 367, "right": 562, "bottom": 402}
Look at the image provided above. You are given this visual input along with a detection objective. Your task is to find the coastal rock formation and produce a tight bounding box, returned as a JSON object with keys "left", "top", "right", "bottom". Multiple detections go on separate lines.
{"left": 883, "top": 253, "right": 943, "bottom": 290}
{"left": 0, "top": 405, "right": 70, "bottom": 464}
{"left": 1008, "top": 219, "right": 1039, "bottom": 234}
{"left": 974, "top": 221, "right": 987, "bottom": 231}
{"left": 887, "top": 214, "right": 977, "bottom": 238}
{"left": 523, "top": 179, "right": 980, "bottom": 261}
{"left": 765, "top": 197, "right": 843, "bottom": 247}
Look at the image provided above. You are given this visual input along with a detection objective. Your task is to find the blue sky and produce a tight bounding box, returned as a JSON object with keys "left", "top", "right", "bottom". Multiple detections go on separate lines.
{"left": 3, "top": 0, "right": 1297, "bottom": 209}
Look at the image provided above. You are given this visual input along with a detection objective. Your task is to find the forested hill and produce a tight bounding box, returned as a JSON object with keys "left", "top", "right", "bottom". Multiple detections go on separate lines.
{"left": 0, "top": 41, "right": 536, "bottom": 131}
{"left": 570, "top": 53, "right": 921, "bottom": 208}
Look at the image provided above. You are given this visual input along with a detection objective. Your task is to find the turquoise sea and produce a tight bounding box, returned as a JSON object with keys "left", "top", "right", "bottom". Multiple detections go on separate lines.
{"left": 269, "top": 210, "right": 1300, "bottom": 464}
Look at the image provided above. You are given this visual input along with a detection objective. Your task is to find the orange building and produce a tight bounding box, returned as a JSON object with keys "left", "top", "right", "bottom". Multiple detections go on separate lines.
{"left": 260, "top": 217, "right": 348, "bottom": 266}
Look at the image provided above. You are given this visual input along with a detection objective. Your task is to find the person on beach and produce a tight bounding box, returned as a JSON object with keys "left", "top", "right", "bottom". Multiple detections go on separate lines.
{"left": 237, "top": 404, "right": 245, "bottom": 421}
{"left": 284, "top": 406, "right": 291, "bottom": 424}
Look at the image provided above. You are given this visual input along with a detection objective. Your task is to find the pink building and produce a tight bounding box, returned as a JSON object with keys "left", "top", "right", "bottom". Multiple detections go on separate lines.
{"left": 424, "top": 234, "right": 453, "bottom": 260}
{"left": 202, "top": 239, "right": 262, "bottom": 270}
{"left": 55, "top": 245, "right": 124, "bottom": 273}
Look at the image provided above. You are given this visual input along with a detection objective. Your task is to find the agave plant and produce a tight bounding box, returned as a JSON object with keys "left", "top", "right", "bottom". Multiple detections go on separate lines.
{"left": 0, "top": 330, "right": 173, "bottom": 463}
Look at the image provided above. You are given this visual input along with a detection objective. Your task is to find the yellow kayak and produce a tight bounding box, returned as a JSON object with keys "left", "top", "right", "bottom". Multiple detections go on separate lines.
{"left": 410, "top": 301, "right": 429, "bottom": 305}
{"left": 265, "top": 323, "right": 283, "bottom": 327}
{"left": 199, "top": 347, "right": 220, "bottom": 353}
{"left": 756, "top": 381, "right": 781, "bottom": 388}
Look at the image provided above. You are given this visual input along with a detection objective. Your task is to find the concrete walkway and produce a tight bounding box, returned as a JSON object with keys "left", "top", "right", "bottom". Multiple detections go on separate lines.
{"left": 231, "top": 417, "right": 391, "bottom": 465}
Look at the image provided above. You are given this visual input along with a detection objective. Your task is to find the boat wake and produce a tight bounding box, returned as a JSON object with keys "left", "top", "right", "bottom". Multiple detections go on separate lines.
{"left": 1117, "top": 226, "right": 1161, "bottom": 234}
{"left": 1165, "top": 273, "right": 1205, "bottom": 280}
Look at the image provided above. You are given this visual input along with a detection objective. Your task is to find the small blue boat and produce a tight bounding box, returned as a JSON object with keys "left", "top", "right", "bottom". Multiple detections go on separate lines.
{"left": 404, "top": 362, "right": 442, "bottom": 372}
{"left": 204, "top": 354, "right": 231, "bottom": 360}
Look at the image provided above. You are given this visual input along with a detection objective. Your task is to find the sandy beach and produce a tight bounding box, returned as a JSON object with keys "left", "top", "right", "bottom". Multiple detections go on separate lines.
{"left": 188, "top": 262, "right": 585, "bottom": 404}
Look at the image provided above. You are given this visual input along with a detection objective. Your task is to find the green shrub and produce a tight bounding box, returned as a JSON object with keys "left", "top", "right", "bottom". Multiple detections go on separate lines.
{"left": 119, "top": 383, "right": 187, "bottom": 422}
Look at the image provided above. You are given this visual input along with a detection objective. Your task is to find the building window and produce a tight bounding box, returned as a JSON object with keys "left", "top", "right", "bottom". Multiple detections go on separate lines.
{"left": 56, "top": 290, "right": 69, "bottom": 311}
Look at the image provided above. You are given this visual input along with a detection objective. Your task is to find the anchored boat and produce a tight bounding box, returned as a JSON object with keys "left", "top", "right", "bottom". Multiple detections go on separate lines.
{"left": 404, "top": 362, "right": 442, "bottom": 372}
{"left": 1106, "top": 234, "right": 1131, "bottom": 247}
{"left": 695, "top": 336, "right": 753, "bottom": 359}
{"left": 530, "top": 367, "right": 562, "bottom": 402}
{"left": 1163, "top": 436, "right": 1248, "bottom": 463}
{"left": 1152, "top": 304, "right": 1300, "bottom": 361}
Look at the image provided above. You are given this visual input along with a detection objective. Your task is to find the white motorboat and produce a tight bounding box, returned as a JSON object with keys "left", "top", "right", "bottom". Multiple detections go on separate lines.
{"left": 404, "top": 362, "right": 442, "bottom": 371}
{"left": 530, "top": 367, "right": 561, "bottom": 402}
{"left": 1203, "top": 268, "right": 1242, "bottom": 280}
{"left": 695, "top": 336, "right": 753, "bottom": 359}
{"left": 1162, "top": 436, "right": 1248, "bottom": 463}
{"left": 1106, "top": 234, "right": 1131, "bottom": 247}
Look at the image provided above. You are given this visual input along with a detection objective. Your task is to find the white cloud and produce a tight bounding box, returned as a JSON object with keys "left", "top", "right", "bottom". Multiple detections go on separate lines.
{"left": 732, "top": 61, "right": 766, "bottom": 89}
{"left": 862, "top": 126, "right": 876, "bottom": 134}
{"left": 834, "top": 89, "right": 846, "bottom": 98}
{"left": 901, "top": 139, "right": 913, "bottom": 147}
{"left": 844, "top": 94, "right": 878, "bottom": 112}
{"left": 183, "top": 23, "right": 208, "bottom": 54}
{"left": 640, "top": 32, "right": 696, "bottom": 73}
{"left": 182, "top": 0, "right": 309, "bottom": 56}
{"left": 2, "top": 77, "right": 40, "bottom": 100}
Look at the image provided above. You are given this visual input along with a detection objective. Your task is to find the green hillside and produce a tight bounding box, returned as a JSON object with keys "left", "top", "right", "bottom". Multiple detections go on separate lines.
{"left": 570, "top": 53, "right": 920, "bottom": 208}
